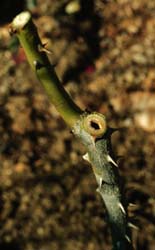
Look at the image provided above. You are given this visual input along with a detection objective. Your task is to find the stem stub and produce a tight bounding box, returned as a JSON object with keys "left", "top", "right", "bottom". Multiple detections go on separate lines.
{"left": 12, "top": 11, "right": 31, "bottom": 30}
{"left": 83, "top": 113, "right": 107, "bottom": 138}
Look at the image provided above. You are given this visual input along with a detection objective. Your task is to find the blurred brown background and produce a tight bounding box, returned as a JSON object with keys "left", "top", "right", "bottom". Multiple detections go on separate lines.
{"left": 0, "top": 0, "right": 155, "bottom": 249}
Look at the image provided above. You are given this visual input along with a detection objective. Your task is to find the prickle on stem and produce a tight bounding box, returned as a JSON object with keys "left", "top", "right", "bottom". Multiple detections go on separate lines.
{"left": 128, "top": 222, "right": 139, "bottom": 230}
{"left": 107, "top": 154, "right": 118, "bottom": 167}
{"left": 118, "top": 202, "right": 126, "bottom": 215}
{"left": 82, "top": 153, "right": 90, "bottom": 162}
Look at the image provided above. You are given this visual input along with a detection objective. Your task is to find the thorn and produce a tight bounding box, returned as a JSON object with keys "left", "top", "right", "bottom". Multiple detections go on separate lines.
{"left": 82, "top": 153, "right": 90, "bottom": 162}
{"left": 96, "top": 187, "right": 100, "bottom": 193}
{"left": 94, "top": 174, "right": 104, "bottom": 190}
{"left": 108, "top": 127, "right": 120, "bottom": 135}
{"left": 33, "top": 60, "right": 43, "bottom": 70}
{"left": 38, "top": 43, "right": 53, "bottom": 54}
{"left": 99, "top": 177, "right": 103, "bottom": 188}
{"left": 9, "top": 26, "right": 17, "bottom": 36}
{"left": 107, "top": 155, "right": 118, "bottom": 167}
{"left": 128, "top": 222, "right": 139, "bottom": 230}
{"left": 118, "top": 202, "right": 126, "bottom": 215}
{"left": 33, "top": 60, "right": 38, "bottom": 67}
{"left": 95, "top": 174, "right": 103, "bottom": 189}
{"left": 128, "top": 203, "right": 137, "bottom": 207}
{"left": 125, "top": 235, "right": 131, "bottom": 244}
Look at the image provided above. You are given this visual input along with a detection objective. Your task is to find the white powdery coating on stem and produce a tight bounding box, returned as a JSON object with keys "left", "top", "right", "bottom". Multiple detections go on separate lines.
{"left": 12, "top": 11, "right": 31, "bottom": 29}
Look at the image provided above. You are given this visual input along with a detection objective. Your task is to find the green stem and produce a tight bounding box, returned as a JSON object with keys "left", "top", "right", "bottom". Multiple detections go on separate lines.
{"left": 11, "top": 11, "right": 82, "bottom": 127}
{"left": 11, "top": 12, "right": 134, "bottom": 250}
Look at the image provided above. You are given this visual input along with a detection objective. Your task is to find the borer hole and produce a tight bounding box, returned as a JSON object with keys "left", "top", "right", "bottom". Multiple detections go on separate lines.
{"left": 90, "top": 121, "right": 100, "bottom": 130}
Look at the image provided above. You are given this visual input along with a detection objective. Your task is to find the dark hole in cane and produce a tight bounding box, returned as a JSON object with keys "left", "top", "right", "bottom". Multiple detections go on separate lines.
{"left": 90, "top": 121, "right": 100, "bottom": 130}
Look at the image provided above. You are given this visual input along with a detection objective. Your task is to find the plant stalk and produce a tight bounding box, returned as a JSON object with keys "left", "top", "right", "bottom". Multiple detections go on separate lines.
{"left": 11, "top": 11, "right": 134, "bottom": 250}
{"left": 11, "top": 11, "right": 82, "bottom": 127}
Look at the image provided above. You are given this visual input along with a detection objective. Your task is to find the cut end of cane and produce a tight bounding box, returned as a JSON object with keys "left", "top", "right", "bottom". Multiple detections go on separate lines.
{"left": 83, "top": 113, "right": 107, "bottom": 138}
{"left": 12, "top": 11, "right": 31, "bottom": 30}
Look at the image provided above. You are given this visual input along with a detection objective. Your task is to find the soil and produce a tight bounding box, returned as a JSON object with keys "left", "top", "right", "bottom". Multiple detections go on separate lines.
{"left": 0, "top": 0, "right": 155, "bottom": 250}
